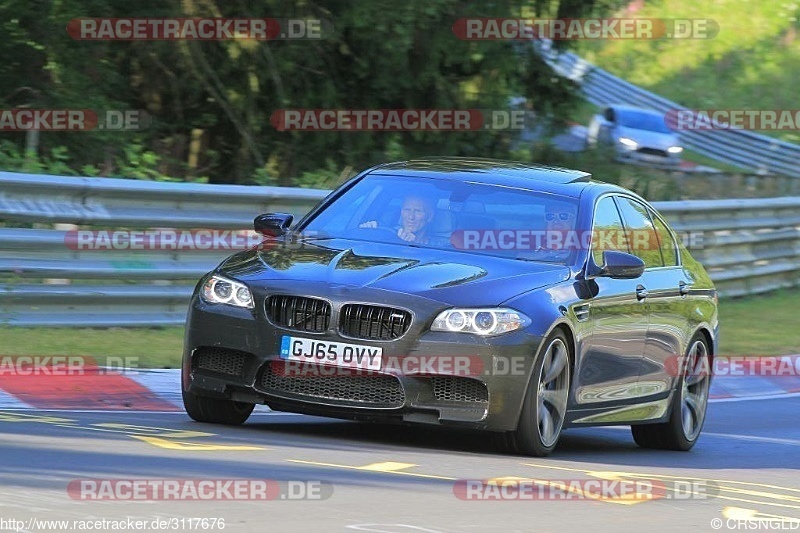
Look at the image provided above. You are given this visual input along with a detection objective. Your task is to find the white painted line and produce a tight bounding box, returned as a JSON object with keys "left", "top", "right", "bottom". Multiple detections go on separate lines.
{"left": 596, "top": 425, "right": 800, "bottom": 446}
{"left": 710, "top": 391, "right": 800, "bottom": 403}
{"left": 701, "top": 432, "right": 800, "bottom": 447}
{"left": 0, "top": 407, "right": 297, "bottom": 415}
{"left": 712, "top": 376, "right": 793, "bottom": 397}
{"left": 0, "top": 389, "right": 35, "bottom": 410}
{"left": 346, "top": 525, "right": 445, "bottom": 533}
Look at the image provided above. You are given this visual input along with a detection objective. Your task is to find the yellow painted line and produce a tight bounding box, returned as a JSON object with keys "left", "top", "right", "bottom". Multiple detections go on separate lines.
{"left": 286, "top": 459, "right": 456, "bottom": 480}
{"left": 132, "top": 436, "right": 265, "bottom": 451}
{"left": 591, "top": 475, "right": 800, "bottom": 509}
{"left": 90, "top": 423, "right": 215, "bottom": 439}
{"left": 357, "top": 462, "right": 419, "bottom": 472}
{"left": 584, "top": 471, "right": 631, "bottom": 480}
{"left": 723, "top": 507, "right": 760, "bottom": 520}
{"left": 718, "top": 486, "right": 800, "bottom": 504}
{"left": 485, "top": 476, "right": 649, "bottom": 505}
{"left": 524, "top": 462, "right": 800, "bottom": 510}
{"left": 0, "top": 413, "right": 215, "bottom": 439}
{"left": 523, "top": 462, "right": 593, "bottom": 473}
{"left": 723, "top": 506, "right": 800, "bottom": 523}
{"left": 713, "top": 495, "right": 800, "bottom": 511}
{"left": 0, "top": 411, "right": 76, "bottom": 424}
{"left": 536, "top": 478, "right": 648, "bottom": 506}
{"left": 525, "top": 462, "right": 800, "bottom": 492}
{"left": 581, "top": 469, "right": 800, "bottom": 495}
{"left": 0, "top": 411, "right": 254, "bottom": 450}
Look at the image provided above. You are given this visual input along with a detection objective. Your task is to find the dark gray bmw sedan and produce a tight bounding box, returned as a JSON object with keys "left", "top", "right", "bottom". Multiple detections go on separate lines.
{"left": 182, "top": 158, "right": 718, "bottom": 456}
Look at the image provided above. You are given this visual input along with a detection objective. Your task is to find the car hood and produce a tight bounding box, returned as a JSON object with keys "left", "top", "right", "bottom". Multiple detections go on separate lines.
{"left": 617, "top": 126, "right": 680, "bottom": 150}
{"left": 217, "top": 238, "right": 571, "bottom": 307}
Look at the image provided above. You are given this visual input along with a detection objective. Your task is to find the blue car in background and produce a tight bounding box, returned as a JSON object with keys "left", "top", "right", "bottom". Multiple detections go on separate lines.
{"left": 587, "top": 105, "right": 684, "bottom": 167}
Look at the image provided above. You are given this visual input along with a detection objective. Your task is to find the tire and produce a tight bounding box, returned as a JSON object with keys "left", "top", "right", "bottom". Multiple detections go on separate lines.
{"left": 631, "top": 333, "right": 711, "bottom": 451}
{"left": 501, "top": 330, "right": 572, "bottom": 457}
{"left": 182, "top": 387, "right": 254, "bottom": 425}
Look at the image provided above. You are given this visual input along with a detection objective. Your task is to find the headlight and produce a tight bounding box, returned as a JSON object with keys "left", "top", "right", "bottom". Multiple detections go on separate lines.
{"left": 201, "top": 275, "right": 254, "bottom": 309}
{"left": 667, "top": 146, "right": 684, "bottom": 154}
{"left": 431, "top": 308, "right": 530, "bottom": 336}
{"left": 618, "top": 137, "right": 638, "bottom": 149}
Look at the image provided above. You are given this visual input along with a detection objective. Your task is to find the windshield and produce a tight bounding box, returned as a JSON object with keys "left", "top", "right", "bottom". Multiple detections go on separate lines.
{"left": 617, "top": 109, "right": 674, "bottom": 134}
{"left": 300, "top": 175, "right": 581, "bottom": 264}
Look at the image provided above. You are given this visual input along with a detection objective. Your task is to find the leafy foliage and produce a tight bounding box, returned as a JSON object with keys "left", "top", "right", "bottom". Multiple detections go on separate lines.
{"left": 0, "top": 0, "right": 605, "bottom": 184}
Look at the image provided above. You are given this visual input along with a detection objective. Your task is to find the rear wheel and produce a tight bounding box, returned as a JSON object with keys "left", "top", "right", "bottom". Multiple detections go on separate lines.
{"left": 502, "top": 330, "right": 572, "bottom": 457}
{"left": 631, "top": 334, "right": 711, "bottom": 450}
{"left": 182, "top": 388, "right": 254, "bottom": 425}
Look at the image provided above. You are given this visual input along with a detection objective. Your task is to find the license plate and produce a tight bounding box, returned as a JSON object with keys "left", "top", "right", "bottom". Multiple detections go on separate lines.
{"left": 280, "top": 336, "right": 383, "bottom": 371}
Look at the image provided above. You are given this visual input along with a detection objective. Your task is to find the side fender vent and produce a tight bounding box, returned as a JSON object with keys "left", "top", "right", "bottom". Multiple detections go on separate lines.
{"left": 573, "top": 304, "right": 590, "bottom": 322}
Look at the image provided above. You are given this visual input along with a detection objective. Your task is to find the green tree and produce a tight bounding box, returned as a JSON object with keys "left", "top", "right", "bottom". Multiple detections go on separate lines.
{"left": 0, "top": 0, "right": 610, "bottom": 184}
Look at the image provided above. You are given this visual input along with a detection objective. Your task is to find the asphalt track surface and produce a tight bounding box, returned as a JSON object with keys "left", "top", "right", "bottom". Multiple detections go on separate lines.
{"left": 1, "top": 394, "right": 799, "bottom": 533}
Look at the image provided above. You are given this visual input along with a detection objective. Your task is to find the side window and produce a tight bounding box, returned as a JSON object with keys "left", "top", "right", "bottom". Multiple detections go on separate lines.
{"left": 591, "top": 196, "right": 628, "bottom": 266}
{"left": 614, "top": 197, "right": 664, "bottom": 268}
{"left": 649, "top": 208, "right": 678, "bottom": 266}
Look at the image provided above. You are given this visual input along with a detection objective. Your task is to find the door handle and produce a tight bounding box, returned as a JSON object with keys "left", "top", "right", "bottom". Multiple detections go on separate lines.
{"left": 679, "top": 281, "right": 689, "bottom": 296}
{"left": 636, "top": 285, "right": 648, "bottom": 301}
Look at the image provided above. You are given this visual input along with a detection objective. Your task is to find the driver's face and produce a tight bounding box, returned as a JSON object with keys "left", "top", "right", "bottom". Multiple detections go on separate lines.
{"left": 545, "top": 206, "right": 577, "bottom": 231}
{"left": 401, "top": 197, "right": 432, "bottom": 233}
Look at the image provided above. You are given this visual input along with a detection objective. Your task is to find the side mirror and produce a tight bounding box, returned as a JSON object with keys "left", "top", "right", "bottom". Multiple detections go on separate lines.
{"left": 254, "top": 213, "right": 293, "bottom": 237}
{"left": 598, "top": 250, "right": 645, "bottom": 279}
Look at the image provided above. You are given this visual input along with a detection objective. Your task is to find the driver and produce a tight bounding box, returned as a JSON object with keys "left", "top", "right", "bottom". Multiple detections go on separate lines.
{"left": 535, "top": 202, "right": 578, "bottom": 260}
{"left": 359, "top": 195, "right": 435, "bottom": 244}
{"left": 545, "top": 203, "right": 577, "bottom": 233}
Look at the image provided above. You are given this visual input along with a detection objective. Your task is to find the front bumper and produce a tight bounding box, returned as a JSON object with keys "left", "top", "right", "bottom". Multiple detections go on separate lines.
{"left": 182, "top": 291, "right": 543, "bottom": 432}
{"left": 616, "top": 146, "right": 681, "bottom": 166}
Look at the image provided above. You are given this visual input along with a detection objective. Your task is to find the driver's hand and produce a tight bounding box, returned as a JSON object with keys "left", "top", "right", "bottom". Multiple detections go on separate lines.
{"left": 397, "top": 228, "right": 417, "bottom": 242}
{"left": 359, "top": 221, "right": 378, "bottom": 228}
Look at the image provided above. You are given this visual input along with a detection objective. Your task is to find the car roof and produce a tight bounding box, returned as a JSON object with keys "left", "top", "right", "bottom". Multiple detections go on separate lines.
{"left": 364, "top": 157, "right": 593, "bottom": 197}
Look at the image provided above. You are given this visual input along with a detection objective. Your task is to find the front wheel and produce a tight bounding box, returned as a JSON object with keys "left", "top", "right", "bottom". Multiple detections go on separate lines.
{"left": 631, "top": 333, "right": 711, "bottom": 451}
{"left": 502, "top": 330, "right": 572, "bottom": 457}
{"left": 182, "top": 387, "right": 254, "bottom": 425}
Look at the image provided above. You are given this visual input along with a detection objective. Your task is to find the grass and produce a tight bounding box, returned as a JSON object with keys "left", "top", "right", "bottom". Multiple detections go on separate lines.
{"left": 574, "top": 0, "right": 800, "bottom": 145}
{"left": 0, "top": 289, "right": 797, "bottom": 369}
{"left": 679, "top": 150, "right": 748, "bottom": 174}
{"left": 718, "top": 289, "right": 800, "bottom": 356}
{"left": 0, "top": 326, "right": 185, "bottom": 369}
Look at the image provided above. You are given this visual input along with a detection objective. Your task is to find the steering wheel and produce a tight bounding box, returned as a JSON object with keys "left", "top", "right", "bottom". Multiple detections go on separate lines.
{"left": 358, "top": 225, "right": 403, "bottom": 241}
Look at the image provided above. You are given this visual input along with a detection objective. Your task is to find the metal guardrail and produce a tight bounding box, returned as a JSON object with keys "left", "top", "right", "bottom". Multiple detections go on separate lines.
{"left": 542, "top": 49, "right": 800, "bottom": 178}
{"left": 657, "top": 197, "right": 800, "bottom": 297}
{"left": 1, "top": 172, "right": 799, "bottom": 325}
{"left": 0, "top": 171, "right": 327, "bottom": 227}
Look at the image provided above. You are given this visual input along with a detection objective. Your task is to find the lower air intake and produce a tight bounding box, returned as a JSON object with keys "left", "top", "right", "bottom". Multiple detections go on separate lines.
{"left": 260, "top": 362, "right": 404, "bottom": 407}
